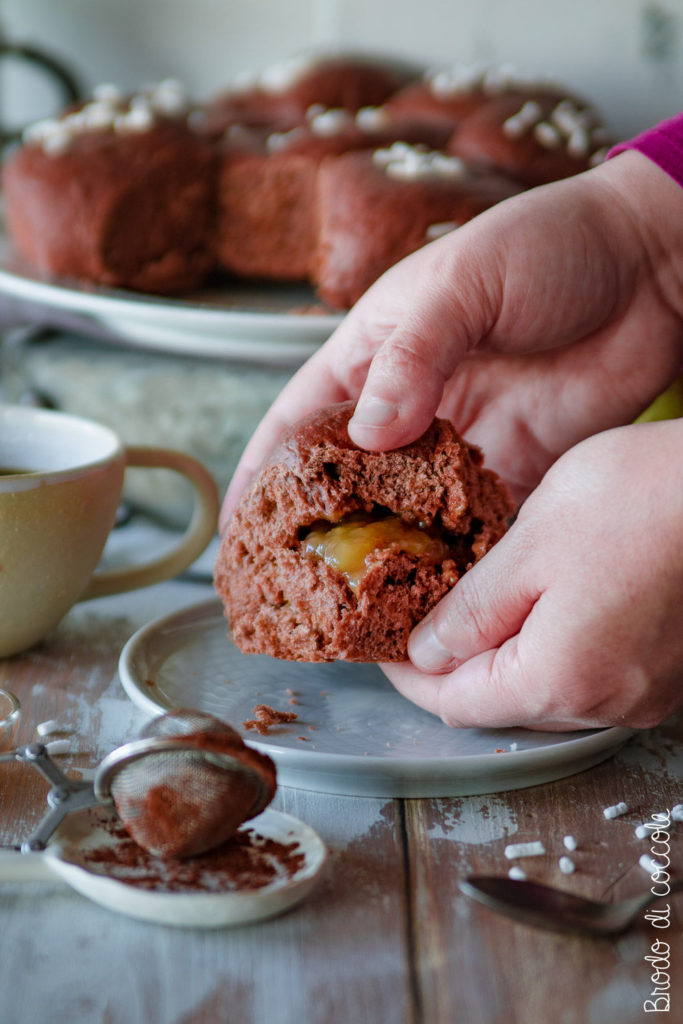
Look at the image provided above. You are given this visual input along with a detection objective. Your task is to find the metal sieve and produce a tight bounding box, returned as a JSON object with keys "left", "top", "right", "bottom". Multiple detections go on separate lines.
{"left": 0, "top": 709, "right": 273, "bottom": 858}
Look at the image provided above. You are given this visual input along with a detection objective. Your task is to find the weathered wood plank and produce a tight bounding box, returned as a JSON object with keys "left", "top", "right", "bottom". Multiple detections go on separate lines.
{"left": 2, "top": 576, "right": 681, "bottom": 1024}
{"left": 0, "top": 581, "right": 416, "bottom": 1024}
{"left": 405, "top": 718, "right": 683, "bottom": 1024}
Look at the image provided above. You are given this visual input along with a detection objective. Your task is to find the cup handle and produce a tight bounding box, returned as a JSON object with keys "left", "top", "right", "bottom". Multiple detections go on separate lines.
{"left": 79, "top": 446, "right": 220, "bottom": 600}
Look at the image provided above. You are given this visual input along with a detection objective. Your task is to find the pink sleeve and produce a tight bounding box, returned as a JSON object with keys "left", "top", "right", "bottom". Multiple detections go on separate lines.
{"left": 608, "top": 111, "right": 683, "bottom": 188}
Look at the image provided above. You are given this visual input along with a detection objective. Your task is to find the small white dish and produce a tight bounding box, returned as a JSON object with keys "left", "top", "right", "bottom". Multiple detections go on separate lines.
{"left": 0, "top": 805, "right": 327, "bottom": 928}
{"left": 117, "top": 598, "right": 635, "bottom": 798}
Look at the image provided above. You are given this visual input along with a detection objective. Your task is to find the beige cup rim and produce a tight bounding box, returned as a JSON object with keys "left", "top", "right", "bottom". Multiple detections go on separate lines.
{"left": 0, "top": 403, "right": 123, "bottom": 490}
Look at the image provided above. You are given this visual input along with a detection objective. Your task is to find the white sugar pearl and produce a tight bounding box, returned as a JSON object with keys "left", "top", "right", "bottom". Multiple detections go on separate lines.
{"left": 502, "top": 116, "right": 524, "bottom": 138}
{"left": 45, "top": 739, "right": 71, "bottom": 756}
{"left": 129, "top": 94, "right": 153, "bottom": 113}
{"left": 259, "top": 55, "right": 313, "bottom": 93}
{"left": 379, "top": 145, "right": 468, "bottom": 182}
{"left": 519, "top": 100, "right": 542, "bottom": 124}
{"left": 42, "top": 131, "right": 73, "bottom": 155}
{"left": 310, "top": 109, "right": 354, "bottom": 136}
{"left": 563, "top": 835, "right": 577, "bottom": 851}
{"left": 80, "top": 102, "right": 117, "bottom": 130}
{"left": 567, "top": 128, "right": 589, "bottom": 158}
{"left": 266, "top": 126, "right": 304, "bottom": 152}
{"left": 115, "top": 106, "right": 154, "bottom": 133}
{"left": 430, "top": 64, "right": 483, "bottom": 97}
{"left": 430, "top": 153, "right": 468, "bottom": 178}
{"left": 589, "top": 147, "right": 609, "bottom": 167}
{"left": 36, "top": 720, "right": 61, "bottom": 738}
{"left": 23, "top": 118, "right": 60, "bottom": 143}
{"left": 425, "top": 221, "right": 459, "bottom": 240}
{"left": 373, "top": 141, "right": 414, "bottom": 163}
{"left": 559, "top": 856, "right": 575, "bottom": 874}
{"left": 671, "top": 804, "right": 683, "bottom": 822}
{"left": 150, "top": 79, "right": 188, "bottom": 115}
{"left": 92, "top": 82, "right": 124, "bottom": 104}
{"left": 534, "top": 122, "right": 561, "bottom": 149}
{"left": 603, "top": 802, "right": 629, "bottom": 820}
{"left": 550, "top": 100, "right": 581, "bottom": 134}
{"left": 504, "top": 841, "right": 546, "bottom": 860}
{"left": 508, "top": 866, "right": 527, "bottom": 880}
{"left": 640, "top": 853, "right": 666, "bottom": 875}
{"left": 430, "top": 69, "right": 459, "bottom": 97}
{"left": 157, "top": 77, "right": 185, "bottom": 95}
{"left": 356, "top": 106, "right": 389, "bottom": 131}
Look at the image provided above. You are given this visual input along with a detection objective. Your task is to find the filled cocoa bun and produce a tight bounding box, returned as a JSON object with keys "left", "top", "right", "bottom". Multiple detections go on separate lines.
{"left": 214, "top": 402, "right": 513, "bottom": 663}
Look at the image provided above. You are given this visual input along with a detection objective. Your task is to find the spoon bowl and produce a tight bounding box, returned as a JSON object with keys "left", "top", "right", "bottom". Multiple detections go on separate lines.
{"left": 459, "top": 875, "right": 683, "bottom": 936}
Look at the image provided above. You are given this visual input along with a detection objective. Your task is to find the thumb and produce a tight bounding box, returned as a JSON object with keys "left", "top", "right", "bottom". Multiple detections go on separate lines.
{"left": 347, "top": 319, "right": 463, "bottom": 450}
{"left": 407, "top": 522, "right": 536, "bottom": 673}
{"left": 346, "top": 241, "right": 498, "bottom": 451}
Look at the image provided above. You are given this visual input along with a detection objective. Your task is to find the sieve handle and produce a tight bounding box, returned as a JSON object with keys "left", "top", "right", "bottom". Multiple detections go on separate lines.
{"left": 0, "top": 849, "right": 59, "bottom": 882}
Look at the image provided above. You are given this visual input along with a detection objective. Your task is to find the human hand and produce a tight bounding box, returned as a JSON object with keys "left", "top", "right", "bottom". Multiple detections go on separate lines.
{"left": 222, "top": 150, "right": 683, "bottom": 528}
{"left": 385, "top": 419, "right": 683, "bottom": 730}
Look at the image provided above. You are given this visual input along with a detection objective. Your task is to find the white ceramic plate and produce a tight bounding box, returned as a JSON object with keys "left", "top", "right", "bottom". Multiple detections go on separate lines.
{"left": 0, "top": 805, "right": 327, "bottom": 928}
{"left": 0, "top": 240, "right": 343, "bottom": 364}
{"left": 118, "top": 598, "right": 635, "bottom": 798}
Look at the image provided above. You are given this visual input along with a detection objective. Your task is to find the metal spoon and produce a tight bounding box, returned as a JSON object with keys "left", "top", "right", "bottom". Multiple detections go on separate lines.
{"left": 459, "top": 875, "right": 683, "bottom": 936}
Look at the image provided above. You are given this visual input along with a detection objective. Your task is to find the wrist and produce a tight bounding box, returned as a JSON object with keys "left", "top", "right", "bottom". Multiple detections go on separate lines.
{"left": 593, "top": 149, "right": 683, "bottom": 323}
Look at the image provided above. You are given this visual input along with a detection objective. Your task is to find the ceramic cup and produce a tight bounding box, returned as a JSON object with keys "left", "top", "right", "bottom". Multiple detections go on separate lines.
{"left": 0, "top": 404, "right": 220, "bottom": 657}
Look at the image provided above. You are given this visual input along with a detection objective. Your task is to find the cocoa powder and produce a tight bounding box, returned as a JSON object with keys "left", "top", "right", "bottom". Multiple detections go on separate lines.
{"left": 79, "top": 812, "right": 306, "bottom": 893}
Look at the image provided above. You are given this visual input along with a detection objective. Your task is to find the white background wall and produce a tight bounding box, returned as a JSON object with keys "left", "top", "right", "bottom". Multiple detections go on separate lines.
{"left": 1, "top": 0, "right": 681, "bottom": 139}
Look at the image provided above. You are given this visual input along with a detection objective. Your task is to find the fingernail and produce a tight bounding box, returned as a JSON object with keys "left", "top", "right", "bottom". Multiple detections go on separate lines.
{"left": 351, "top": 397, "right": 398, "bottom": 429}
{"left": 408, "top": 616, "right": 455, "bottom": 673}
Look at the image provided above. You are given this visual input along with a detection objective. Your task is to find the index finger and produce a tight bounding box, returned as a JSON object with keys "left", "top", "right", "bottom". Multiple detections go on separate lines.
{"left": 220, "top": 291, "right": 396, "bottom": 527}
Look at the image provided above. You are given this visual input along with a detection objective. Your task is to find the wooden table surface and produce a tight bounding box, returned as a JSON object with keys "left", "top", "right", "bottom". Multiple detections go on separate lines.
{"left": 0, "top": 572, "right": 681, "bottom": 1024}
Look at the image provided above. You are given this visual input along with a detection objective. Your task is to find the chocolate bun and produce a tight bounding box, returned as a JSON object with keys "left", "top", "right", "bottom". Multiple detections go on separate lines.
{"left": 448, "top": 94, "right": 611, "bottom": 187}
{"left": 2, "top": 59, "right": 617, "bottom": 307}
{"left": 201, "top": 53, "right": 421, "bottom": 137}
{"left": 214, "top": 402, "right": 513, "bottom": 663}
{"left": 215, "top": 111, "right": 452, "bottom": 282}
{"left": 312, "top": 144, "right": 523, "bottom": 309}
{"left": 384, "top": 64, "right": 581, "bottom": 131}
{"left": 2, "top": 83, "right": 216, "bottom": 293}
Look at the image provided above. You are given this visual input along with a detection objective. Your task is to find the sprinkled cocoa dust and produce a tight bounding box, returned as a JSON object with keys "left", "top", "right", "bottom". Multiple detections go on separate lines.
{"left": 78, "top": 812, "right": 305, "bottom": 893}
